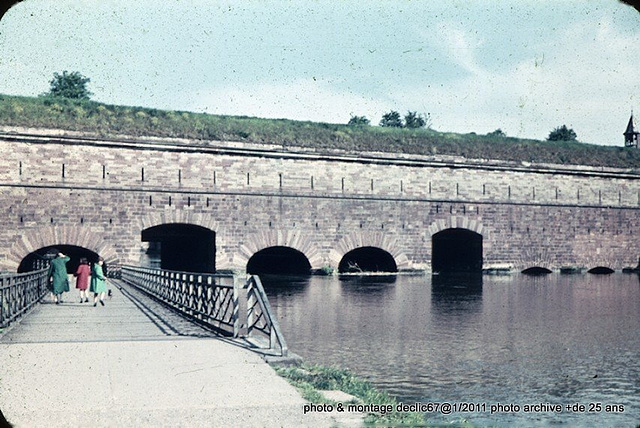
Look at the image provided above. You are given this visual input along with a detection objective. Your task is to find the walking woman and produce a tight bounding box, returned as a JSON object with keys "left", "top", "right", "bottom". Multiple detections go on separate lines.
{"left": 74, "top": 258, "right": 90, "bottom": 303}
{"left": 90, "top": 257, "right": 107, "bottom": 306}
{"left": 48, "top": 252, "right": 70, "bottom": 304}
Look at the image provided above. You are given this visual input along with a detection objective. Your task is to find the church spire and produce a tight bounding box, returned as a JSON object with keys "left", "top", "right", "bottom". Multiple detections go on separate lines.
{"left": 624, "top": 111, "right": 639, "bottom": 148}
{"left": 625, "top": 112, "right": 635, "bottom": 134}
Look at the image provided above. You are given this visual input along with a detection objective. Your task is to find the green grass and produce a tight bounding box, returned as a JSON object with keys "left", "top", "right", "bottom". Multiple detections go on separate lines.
{"left": 1, "top": 94, "right": 639, "bottom": 169}
{"left": 275, "top": 364, "right": 472, "bottom": 426}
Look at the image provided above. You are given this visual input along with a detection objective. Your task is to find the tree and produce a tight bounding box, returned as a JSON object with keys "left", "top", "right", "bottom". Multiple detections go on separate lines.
{"left": 487, "top": 128, "right": 506, "bottom": 137}
{"left": 45, "top": 71, "right": 92, "bottom": 99}
{"left": 347, "top": 115, "right": 370, "bottom": 126}
{"left": 379, "top": 110, "right": 403, "bottom": 127}
{"left": 547, "top": 125, "right": 577, "bottom": 141}
{"left": 404, "top": 111, "right": 429, "bottom": 129}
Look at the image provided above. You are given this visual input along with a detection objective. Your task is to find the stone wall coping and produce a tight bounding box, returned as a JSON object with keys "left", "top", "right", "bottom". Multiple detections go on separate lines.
{"left": 2, "top": 126, "right": 639, "bottom": 179}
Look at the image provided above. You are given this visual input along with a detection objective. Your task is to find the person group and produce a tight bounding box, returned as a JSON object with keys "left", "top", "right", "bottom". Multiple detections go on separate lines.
{"left": 48, "top": 253, "right": 108, "bottom": 306}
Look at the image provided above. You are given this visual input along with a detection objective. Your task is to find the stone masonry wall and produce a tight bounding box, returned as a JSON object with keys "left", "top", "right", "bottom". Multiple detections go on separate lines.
{"left": 1, "top": 129, "right": 639, "bottom": 272}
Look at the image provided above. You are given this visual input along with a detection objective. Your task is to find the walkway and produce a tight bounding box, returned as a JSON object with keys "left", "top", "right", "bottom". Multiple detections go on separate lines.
{"left": 0, "top": 280, "right": 338, "bottom": 427}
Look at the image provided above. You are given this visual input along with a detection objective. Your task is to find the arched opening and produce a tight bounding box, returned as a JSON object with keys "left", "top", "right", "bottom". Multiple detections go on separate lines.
{"left": 246, "top": 246, "right": 311, "bottom": 275}
{"left": 338, "top": 247, "right": 398, "bottom": 273}
{"left": 18, "top": 245, "right": 100, "bottom": 275}
{"left": 141, "top": 223, "right": 215, "bottom": 273}
{"left": 588, "top": 266, "right": 614, "bottom": 275}
{"left": 522, "top": 267, "right": 552, "bottom": 275}
{"left": 432, "top": 228, "right": 482, "bottom": 273}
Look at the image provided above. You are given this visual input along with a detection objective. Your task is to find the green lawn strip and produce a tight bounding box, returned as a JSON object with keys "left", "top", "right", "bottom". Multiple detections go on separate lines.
{"left": 1, "top": 94, "right": 639, "bottom": 169}
{"left": 274, "top": 364, "right": 472, "bottom": 426}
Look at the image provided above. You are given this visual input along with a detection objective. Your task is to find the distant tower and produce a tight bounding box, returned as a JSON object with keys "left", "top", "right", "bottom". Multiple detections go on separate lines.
{"left": 624, "top": 111, "right": 639, "bottom": 148}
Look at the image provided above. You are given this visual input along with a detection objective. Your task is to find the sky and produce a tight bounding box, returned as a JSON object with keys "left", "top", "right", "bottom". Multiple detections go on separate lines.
{"left": 0, "top": 0, "right": 639, "bottom": 146}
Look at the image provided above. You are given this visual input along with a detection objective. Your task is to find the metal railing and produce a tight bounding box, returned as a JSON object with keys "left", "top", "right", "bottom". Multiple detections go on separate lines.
{"left": 120, "top": 265, "right": 288, "bottom": 356}
{"left": 0, "top": 268, "right": 49, "bottom": 328}
{"left": 245, "top": 275, "right": 289, "bottom": 357}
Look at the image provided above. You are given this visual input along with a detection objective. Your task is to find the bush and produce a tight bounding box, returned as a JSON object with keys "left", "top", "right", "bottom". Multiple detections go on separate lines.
{"left": 347, "top": 115, "right": 370, "bottom": 126}
{"left": 487, "top": 128, "right": 506, "bottom": 137}
{"left": 379, "top": 110, "right": 403, "bottom": 127}
{"left": 548, "top": 125, "right": 577, "bottom": 141}
{"left": 404, "top": 111, "right": 428, "bottom": 129}
{"left": 44, "top": 71, "right": 92, "bottom": 100}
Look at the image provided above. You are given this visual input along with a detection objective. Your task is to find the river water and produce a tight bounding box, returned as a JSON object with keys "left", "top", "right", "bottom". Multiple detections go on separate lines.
{"left": 262, "top": 273, "right": 640, "bottom": 426}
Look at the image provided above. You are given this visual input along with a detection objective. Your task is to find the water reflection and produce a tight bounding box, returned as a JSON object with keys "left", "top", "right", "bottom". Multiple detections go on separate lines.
{"left": 338, "top": 274, "right": 397, "bottom": 301}
{"left": 338, "top": 274, "right": 397, "bottom": 284}
{"left": 263, "top": 273, "right": 640, "bottom": 427}
{"left": 431, "top": 273, "right": 483, "bottom": 317}
{"left": 431, "top": 272, "right": 483, "bottom": 290}
{"left": 258, "top": 274, "right": 310, "bottom": 298}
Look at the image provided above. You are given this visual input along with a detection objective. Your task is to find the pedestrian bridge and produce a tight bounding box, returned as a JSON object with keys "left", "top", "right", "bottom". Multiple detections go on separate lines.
{"left": 0, "top": 267, "right": 327, "bottom": 427}
{"left": 1, "top": 266, "right": 288, "bottom": 356}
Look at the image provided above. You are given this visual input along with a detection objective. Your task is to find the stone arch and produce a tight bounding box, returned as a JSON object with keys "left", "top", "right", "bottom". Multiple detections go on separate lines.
{"left": 427, "top": 216, "right": 486, "bottom": 237}
{"left": 329, "top": 231, "right": 410, "bottom": 270}
{"left": 247, "top": 247, "right": 312, "bottom": 275}
{"left": 516, "top": 246, "right": 555, "bottom": 271}
{"left": 572, "top": 234, "right": 628, "bottom": 271}
{"left": 138, "top": 212, "right": 219, "bottom": 273}
{"left": 522, "top": 266, "right": 553, "bottom": 275}
{"left": 428, "top": 217, "right": 486, "bottom": 272}
{"left": 234, "top": 230, "right": 322, "bottom": 270}
{"left": 138, "top": 211, "right": 220, "bottom": 234}
{"left": 587, "top": 266, "right": 615, "bottom": 274}
{"left": 338, "top": 247, "right": 398, "bottom": 273}
{"left": 5, "top": 225, "right": 119, "bottom": 271}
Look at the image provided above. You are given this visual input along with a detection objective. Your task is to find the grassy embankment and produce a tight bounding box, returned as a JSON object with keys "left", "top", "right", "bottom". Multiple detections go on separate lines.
{"left": 275, "top": 364, "right": 471, "bottom": 426}
{"left": 1, "top": 94, "right": 640, "bottom": 169}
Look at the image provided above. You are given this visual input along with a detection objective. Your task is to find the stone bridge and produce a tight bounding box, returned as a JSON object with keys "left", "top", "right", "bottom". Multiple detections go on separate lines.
{"left": 1, "top": 127, "right": 639, "bottom": 274}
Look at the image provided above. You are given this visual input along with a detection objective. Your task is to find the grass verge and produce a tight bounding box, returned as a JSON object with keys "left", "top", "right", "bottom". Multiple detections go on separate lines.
{"left": 1, "top": 94, "right": 639, "bottom": 169}
{"left": 274, "top": 363, "right": 471, "bottom": 427}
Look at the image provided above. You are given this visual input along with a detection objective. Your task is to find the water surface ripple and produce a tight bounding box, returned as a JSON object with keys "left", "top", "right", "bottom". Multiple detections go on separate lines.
{"left": 263, "top": 273, "right": 640, "bottom": 426}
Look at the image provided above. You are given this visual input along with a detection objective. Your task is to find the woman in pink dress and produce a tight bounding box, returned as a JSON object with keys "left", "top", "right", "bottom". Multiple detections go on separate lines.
{"left": 74, "top": 258, "right": 91, "bottom": 303}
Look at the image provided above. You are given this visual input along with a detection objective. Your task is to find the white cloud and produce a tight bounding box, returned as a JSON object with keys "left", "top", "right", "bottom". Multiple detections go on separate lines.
{"left": 433, "top": 22, "right": 486, "bottom": 76}
{"left": 189, "top": 79, "right": 390, "bottom": 124}
{"left": 385, "top": 15, "right": 640, "bottom": 145}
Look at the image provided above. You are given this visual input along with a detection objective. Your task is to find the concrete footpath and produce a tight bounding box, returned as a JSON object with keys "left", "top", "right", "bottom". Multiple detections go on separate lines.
{"left": 0, "top": 280, "right": 347, "bottom": 427}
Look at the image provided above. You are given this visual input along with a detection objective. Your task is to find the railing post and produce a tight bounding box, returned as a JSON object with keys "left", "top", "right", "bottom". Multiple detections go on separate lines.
{"left": 21, "top": 277, "right": 26, "bottom": 313}
{"left": 270, "top": 327, "right": 277, "bottom": 351}
{"left": 246, "top": 277, "right": 255, "bottom": 335}
{"left": 250, "top": 275, "right": 289, "bottom": 357}
{"left": 232, "top": 275, "right": 248, "bottom": 337}
{"left": 0, "top": 278, "right": 5, "bottom": 328}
